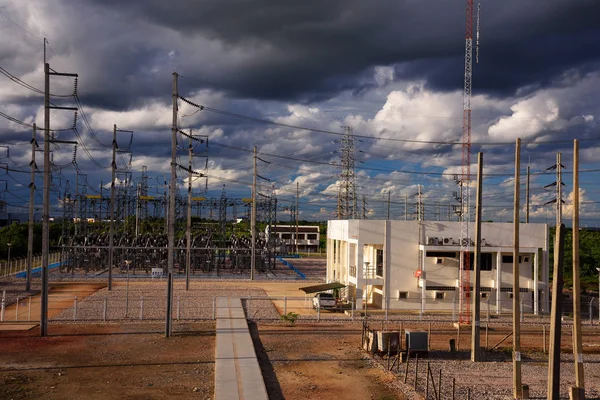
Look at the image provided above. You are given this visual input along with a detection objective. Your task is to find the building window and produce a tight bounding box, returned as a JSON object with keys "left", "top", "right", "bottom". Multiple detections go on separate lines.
{"left": 349, "top": 265, "right": 356, "bottom": 277}
{"left": 398, "top": 291, "right": 408, "bottom": 300}
{"left": 502, "top": 255, "right": 513, "bottom": 264}
{"left": 282, "top": 234, "right": 291, "bottom": 240}
{"left": 426, "top": 251, "right": 457, "bottom": 258}
{"left": 307, "top": 234, "right": 317, "bottom": 240}
{"left": 435, "top": 292, "right": 445, "bottom": 300}
{"left": 376, "top": 249, "right": 383, "bottom": 277}
{"left": 523, "top": 256, "right": 529, "bottom": 263}
{"left": 481, "top": 293, "right": 488, "bottom": 299}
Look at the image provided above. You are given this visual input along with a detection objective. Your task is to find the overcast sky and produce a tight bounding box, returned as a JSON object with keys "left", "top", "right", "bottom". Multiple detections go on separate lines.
{"left": 1, "top": 0, "right": 599, "bottom": 225}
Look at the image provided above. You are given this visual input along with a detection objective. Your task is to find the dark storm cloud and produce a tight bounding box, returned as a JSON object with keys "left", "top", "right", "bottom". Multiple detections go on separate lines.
{"left": 86, "top": 0, "right": 600, "bottom": 102}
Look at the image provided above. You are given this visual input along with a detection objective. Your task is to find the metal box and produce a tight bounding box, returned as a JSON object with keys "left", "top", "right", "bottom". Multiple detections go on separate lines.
{"left": 405, "top": 329, "right": 428, "bottom": 353}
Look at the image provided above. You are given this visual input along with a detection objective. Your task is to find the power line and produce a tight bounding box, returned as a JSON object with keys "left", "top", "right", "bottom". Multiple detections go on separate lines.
{"left": 178, "top": 95, "right": 600, "bottom": 147}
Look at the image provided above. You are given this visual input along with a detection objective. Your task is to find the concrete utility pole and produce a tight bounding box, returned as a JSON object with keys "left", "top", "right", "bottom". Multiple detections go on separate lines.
{"left": 41, "top": 62, "right": 77, "bottom": 337}
{"left": 387, "top": 191, "right": 391, "bottom": 220}
{"left": 557, "top": 153, "right": 562, "bottom": 226}
{"left": 513, "top": 138, "right": 522, "bottom": 398}
{"left": 296, "top": 182, "right": 299, "bottom": 254}
{"left": 165, "top": 71, "right": 178, "bottom": 338}
{"left": 27, "top": 124, "right": 37, "bottom": 292}
{"left": 186, "top": 130, "right": 192, "bottom": 291}
{"left": 571, "top": 139, "right": 585, "bottom": 399}
{"left": 525, "top": 165, "right": 530, "bottom": 223}
{"left": 471, "top": 152, "right": 483, "bottom": 362}
{"left": 108, "top": 124, "right": 117, "bottom": 291}
{"left": 251, "top": 146, "right": 257, "bottom": 280}
{"left": 41, "top": 63, "right": 50, "bottom": 337}
{"left": 548, "top": 224, "right": 565, "bottom": 400}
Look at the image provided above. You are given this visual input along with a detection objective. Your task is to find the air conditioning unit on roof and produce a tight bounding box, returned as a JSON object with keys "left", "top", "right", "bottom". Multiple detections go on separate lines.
{"left": 427, "top": 236, "right": 440, "bottom": 245}
{"left": 442, "top": 237, "right": 453, "bottom": 245}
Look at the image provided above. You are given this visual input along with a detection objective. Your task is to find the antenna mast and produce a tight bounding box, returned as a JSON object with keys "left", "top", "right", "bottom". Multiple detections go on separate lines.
{"left": 459, "top": 0, "right": 475, "bottom": 324}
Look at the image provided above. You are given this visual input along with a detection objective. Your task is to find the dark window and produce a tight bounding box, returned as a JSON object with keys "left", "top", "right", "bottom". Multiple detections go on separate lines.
{"left": 502, "top": 255, "right": 513, "bottom": 264}
{"left": 523, "top": 256, "right": 529, "bottom": 263}
{"left": 376, "top": 249, "right": 383, "bottom": 277}
{"left": 398, "top": 291, "right": 408, "bottom": 299}
{"left": 282, "top": 234, "right": 291, "bottom": 239}
{"left": 307, "top": 234, "right": 317, "bottom": 240}
{"left": 461, "top": 253, "right": 492, "bottom": 270}
{"left": 426, "top": 251, "right": 457, "bottom": 258}
{"left": 435, "top": 292, "right": 445, "bottom": 300}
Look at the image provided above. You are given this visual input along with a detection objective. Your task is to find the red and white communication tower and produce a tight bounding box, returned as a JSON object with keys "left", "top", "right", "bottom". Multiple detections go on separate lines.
{"left": 459, "top": 0, "right": 475, "bottom": 324}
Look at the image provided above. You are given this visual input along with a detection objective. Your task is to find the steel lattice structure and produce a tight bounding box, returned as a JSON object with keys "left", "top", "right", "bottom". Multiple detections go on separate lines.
{"left": 459, "top": 0, "right": 474, "bottom": 324}
{"left": 338, "top": 126, "right": 356, "bottom": 219}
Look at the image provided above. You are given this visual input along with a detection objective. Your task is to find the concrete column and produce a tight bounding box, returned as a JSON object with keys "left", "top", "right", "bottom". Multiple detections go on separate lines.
{"left": 542, "top": 225, "right": 550, "bottom": 313}
{"left": 356, "top": 242, "right": 364, "bottom": 309}
{"left": 421, "top": 248, "right": 426, "bottom": 315}
{"left": 533, "top": 251, "right": 539, "bottom": 315}
{"left": 496, "top": 252, "right": 502, "bottom": 313}
{"left": 384, "top": 221, "right": 391, "bottom": 313}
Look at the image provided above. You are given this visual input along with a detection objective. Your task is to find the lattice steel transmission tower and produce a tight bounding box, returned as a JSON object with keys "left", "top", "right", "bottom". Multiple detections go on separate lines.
{"left": 458, "top": 0, "right": 475, "bottom": 324}
{"left": 338, "top": 126, "right": 356, "bottom": 219}
{"left": 140, "top": 166, "right": 149, "bottom": 219}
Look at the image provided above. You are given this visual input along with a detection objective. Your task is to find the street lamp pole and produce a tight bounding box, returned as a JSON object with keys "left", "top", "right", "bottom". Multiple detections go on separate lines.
{"left": 363, "top": 261, "right": 370, "bottom": 320}
{"left": 7, "top": 243, "right": 11, "bottom": 274}
{"left": 597, "top": 268, "right": 600, "bottom": 322}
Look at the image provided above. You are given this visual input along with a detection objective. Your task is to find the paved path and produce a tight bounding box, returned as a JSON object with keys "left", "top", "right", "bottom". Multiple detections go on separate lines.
{"left": 215, "top": 297, "right": 268, "bottom": 400}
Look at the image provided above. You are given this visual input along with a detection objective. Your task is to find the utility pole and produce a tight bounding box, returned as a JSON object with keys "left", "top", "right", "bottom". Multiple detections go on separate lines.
{"left": 526, "top": 165, "right": 530, "bottom": 223}
{"left": 571, "top": 139, "right": 585, "bottom": 399}
{"left": 41, "top": 63, "right": 50, "bottom": 337}
{"left": 165, "top": 71, "right": 178, "bottom": 338}
{"left": 186, "top": 130, "right": 192, "bottom": 291}
{"left": 296, "top": 182, "right": 299, "bottom": 254}
{"left": 512, "top": 138, "right": 522, "bottom": 398}
{"left": 27, "top": 124, "right": 37, "bottom": 292}
{"left": 471, "top": 152, "right": 483, "bottom": 362}
{"left": 41, "top": 63, "right": 77, "bottom": 337}
{"left": 108, "top": 124, "right": 117, "bottom": 291}
{"left": 545, "top": 154, "right": 565, "bottom": 227}
{"left": 387, "top": 191, "right": 391, "bottom": 220}
{"left": 548, "top": 224, "right": 565, "bottom": 399}
{"left": 362, "top": 195, "right": 367, "bottom": 219}
{"left": 251, "top": 146, "right": 257, "bottom": 280}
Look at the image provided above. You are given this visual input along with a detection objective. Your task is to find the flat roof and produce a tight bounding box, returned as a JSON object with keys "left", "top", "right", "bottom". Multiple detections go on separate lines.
{"left": 299, "top": 282, "right": 346, "bottom": 294}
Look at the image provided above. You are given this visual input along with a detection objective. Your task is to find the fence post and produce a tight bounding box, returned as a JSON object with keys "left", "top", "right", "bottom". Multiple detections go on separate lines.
{"left": 452, "top": 377, "right": 456, "bottom": 400}
{"left": 487, "top": 297, "right": 490, "bottom": 324}
{"left": 1, "top": 290, "right": 5, "bottom": 322}
{"left": 589, "top": 298, "right": 594, "bottom": 325}
{"left": 520, "top": 296, "right": 524, "bottom": 323}
{"left": 283, "top": 296, "right": 287, "bottom": 316}
{"left": 414, "top": 354, "right": 419, "bottom": 391}
{"left": 177, "top": 296, "right": 181, "bottom": 320}
{"left": 15, "top": 296, "right": 19, "bottom": 321}
{"left": 351, "top": 301, "right": 355, "bottom": 321}
{"left": 103, "top": 296, "right": 107, "bottom": 322}
{"left": 438, "top": 369, "right": 442, "bottom": 400}
{"left": 73, "top": 296, "right": 78, "bottom": 321}
{"left": 212, "top": 296, "right": 216, "bottom": 320}
{"left": 543, "top": 325, "right": 546, "bottom": 354}
{"left": 248, "top": 296, "right": 251, "bottom": 319}
{"left": 428, "top": 322, "right": 431, "bottom": 350}
{"left": 28, "top": 296, "right": 31, "bottom": 321}
{"left": 139, "top": 295, "right": 144, "bottom": 320}
{"left": 317, "top": 303, "right": 320, "bottom": 322}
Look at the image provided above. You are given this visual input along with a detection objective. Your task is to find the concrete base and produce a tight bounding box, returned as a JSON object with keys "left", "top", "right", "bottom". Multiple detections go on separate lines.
{"left": 453, "top": 322, "right": 471, "bottom": 329}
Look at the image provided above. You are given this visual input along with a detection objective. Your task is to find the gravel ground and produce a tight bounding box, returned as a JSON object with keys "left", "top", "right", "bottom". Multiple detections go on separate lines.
{"left": 51, "top": 282, "right": 281, "bottom": 322}
{"left": 0, "top": 276, "right": 40, "bottom": 307}
{"left": 371, "top": 351, "right": 600, "bottom": 399}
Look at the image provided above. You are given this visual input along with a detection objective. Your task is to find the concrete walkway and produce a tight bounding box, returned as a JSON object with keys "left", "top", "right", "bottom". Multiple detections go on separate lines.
{"left": 215, "top": 297, "right": 268, "bottom": 400}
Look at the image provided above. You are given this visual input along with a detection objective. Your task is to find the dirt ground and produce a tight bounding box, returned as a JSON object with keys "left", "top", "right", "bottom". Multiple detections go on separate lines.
{"left": 0, "top": 323, "right": 215, "bottom": 400}
{"left": 253, "top": 322, "right": 405, "bottom": 400}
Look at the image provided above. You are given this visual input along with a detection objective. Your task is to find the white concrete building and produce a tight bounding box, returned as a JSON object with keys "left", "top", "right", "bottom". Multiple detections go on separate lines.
{"left": 326, "top": 220, "right": 549, "bottom": 315}
{"left": 266, "top": 225, "right": 321, "bottom": 253}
